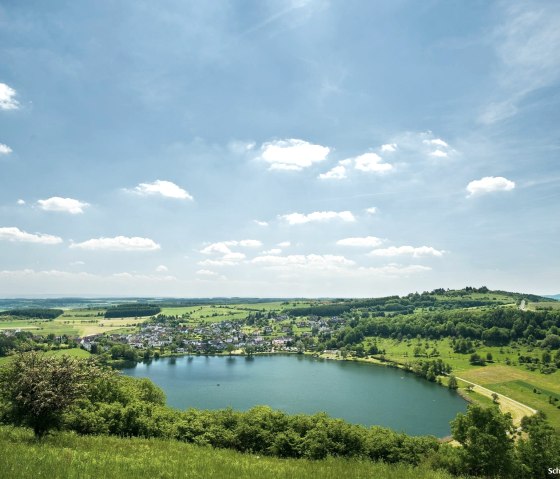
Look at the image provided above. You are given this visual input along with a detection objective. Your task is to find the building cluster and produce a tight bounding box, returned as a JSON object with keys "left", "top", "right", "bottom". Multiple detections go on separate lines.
{"left": 79, "top": 314, "right": 346, "bottom": 356}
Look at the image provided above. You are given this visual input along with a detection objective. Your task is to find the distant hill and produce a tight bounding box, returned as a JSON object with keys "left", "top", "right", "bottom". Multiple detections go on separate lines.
{"left": 546, "top": 294, "right": 560, "bottom": 300}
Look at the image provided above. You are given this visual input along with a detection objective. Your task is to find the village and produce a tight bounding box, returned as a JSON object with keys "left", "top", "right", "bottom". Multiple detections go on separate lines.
{"left": 79, "top": 313, "right": 347, "bottom": 358}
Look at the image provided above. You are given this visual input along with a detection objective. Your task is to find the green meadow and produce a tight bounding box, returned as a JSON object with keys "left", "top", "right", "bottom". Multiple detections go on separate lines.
{"left": 0, "top": 426, "right": 460, "bottom": 479}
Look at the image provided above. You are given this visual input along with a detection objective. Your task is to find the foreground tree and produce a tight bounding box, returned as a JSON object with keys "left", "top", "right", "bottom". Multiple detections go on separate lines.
{"left": 451, "top": 404, "right": 516, "bottom": 477}
{"left": 517, "top": 412, "right": 560, "bottom": 479}
{"left": 0, "top": 352, "right": 107, "bottom": 438}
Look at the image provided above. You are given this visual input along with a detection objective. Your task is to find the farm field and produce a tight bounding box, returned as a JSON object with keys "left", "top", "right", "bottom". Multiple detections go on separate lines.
{"left": 0, "top": 309, "right": 151, "bottom": 337}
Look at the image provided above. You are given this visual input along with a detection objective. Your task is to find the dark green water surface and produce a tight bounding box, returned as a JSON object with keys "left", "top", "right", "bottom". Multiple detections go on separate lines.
{"left": 122, "top": 354, "right": 466, "bottom": 437}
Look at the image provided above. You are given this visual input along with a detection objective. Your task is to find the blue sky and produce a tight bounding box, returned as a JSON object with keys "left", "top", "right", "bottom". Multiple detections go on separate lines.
{"left": 0, "top": 0, "right": 559, "bottom": 297}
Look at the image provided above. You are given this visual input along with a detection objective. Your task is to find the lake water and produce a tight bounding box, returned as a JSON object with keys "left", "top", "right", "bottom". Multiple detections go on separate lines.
{"left": 122, "top": 354, "right": 466, "bottom": 437}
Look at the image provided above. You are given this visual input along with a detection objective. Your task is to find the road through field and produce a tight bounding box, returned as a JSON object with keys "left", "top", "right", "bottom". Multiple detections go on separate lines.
{"left": 455, "top": 376, "right": 537, "bottom": 426}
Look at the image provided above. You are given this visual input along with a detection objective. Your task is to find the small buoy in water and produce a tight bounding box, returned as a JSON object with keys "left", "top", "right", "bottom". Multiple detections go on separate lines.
{"left": 217, "top": 384, "right": 220, "bottom": 386}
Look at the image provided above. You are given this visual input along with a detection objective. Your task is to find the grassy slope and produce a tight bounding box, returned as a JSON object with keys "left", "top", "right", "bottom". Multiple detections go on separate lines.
{"left": 0, "top": 426, "right": 460, "bottom": 479}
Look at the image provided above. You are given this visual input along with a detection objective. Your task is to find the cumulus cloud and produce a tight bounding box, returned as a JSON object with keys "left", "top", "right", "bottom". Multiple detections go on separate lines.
{"left": 258, "top": 138, "right": 330, "bottom": 171}
{"left": 37, "top": 197, "right": 90, "bottom": 214}
{"left": 200, "top": 240, "right": 262, "bottom": 255}
{"left": 70, "top": 236, "right": 161, "bottom": 251}
{"left": 17, "top": 199, "right": 25, "bottom": 205}
{"left": 388, "top": 131, "right": 455, "bottom": 160}
{"left": 429, "top": 150, "right": 448, "bottom": 158}
{"left": 0, "top": 83, "right": 19, "bottom": 110}
{"left": 353, "top": 153, "right": 393, "bottom": 173}
{"left": 0, "top": 226, "right": 63, "bottom": 245}
{"left": 155, "top": 265, "right": 168, "bottom": 272}
{"left": 278, "top": 241, "right": 291, "bottom": 248}
{"left": 280, "top": 210, "right": 355, "bottom": 225}
{"left": 254, "top": 220, "right": 269, "bottom": 226}
{"left": 132, "top": 180, "right": 193, "bottom": 200}
{"left": 368, "top": 245, "right": 445, "bottom": 258}
{"left": 198, "top": 239, "right": 259, "bottom": 266}
{"left": 365, "top": 207, "right": 378, "bottom": 215}
{"left": 380, "top": 143, "right": 397, "bottom": 152}
{"left": 336, "top": 236, "right": 383, "bottom": 247}
{"left": 318, "top": 164, "right": 347, "bottom": 180}
{"left": 261, "top": 248, "right": 282, "bottom": 255}
{"left": 423, "top": 138, "right": 448, "bottom": 148}
{"left": 252, "top": 254, "right": 355, "bottom": 270}
{"left": 466, "top": 176, "right": 516, "bottom": 197}
{"left": 0, "top": 143, "right": 12, "bottom": 155}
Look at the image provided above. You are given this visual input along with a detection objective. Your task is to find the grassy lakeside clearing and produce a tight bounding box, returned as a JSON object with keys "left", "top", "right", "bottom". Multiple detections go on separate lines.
{"left": 0, "top": 426, "right": 460, "bottom": 479}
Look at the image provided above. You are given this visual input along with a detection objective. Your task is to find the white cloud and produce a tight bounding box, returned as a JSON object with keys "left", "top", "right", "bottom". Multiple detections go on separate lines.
{"left": 0, "top": 83, "right": 19, "bottom": 110}
{"left": 365, "top": 207, "right": 378, "bottom": 215}
{"left": 261, "top": 248, "right": 282, "bottom": 255}
{"left": 423, "top": 138, "right": 448, "bottom": 148}
{"left": 336, "top": 236, "right": 383, "bottom": 247}
{"left": 198, "top": 240, "right": 253, "bottom": 266}
{"left": 0, "top": 143, "right": 12, "bottom": 155}
{"left": 17, "top": 199, "right": 25, "bottom": 205}
{"left": 70, "top": 236, "right": 161, "bottom": 251}
{"left": 37, "top": 197, "right": 90, "bottom": 214}
{"left": 259, "top": 138, "right": 330, "bottom": 171}
{"left": 254, "top": 220, "right": 269, "bottom": 226}
{"left": 132, "top": 180, "right": 193, "bottom": 200}
{"left": 466, "top": 176, "right": 516, "bottom": 197}
{"left": 280, "top": 210, "right": 356, "bottom": 225}
{"left": 277, "top": 241, "right": 291, "bottom": 248}
{"left": 0, "top": 226, "right": 63, "bottom": 245}
{"left": 429, "top": 149, "right": 448, "bottom": 158}
{"left": 70, "top": 261, "right": 85, "bottom": 266}
{"left": 380, "top": 143, "right": 397, "bottom": 152}
{"left": 156, "top": 265, "right": 168, "bottom": 272}
{"left": 200, "top": 240, "right": 261, "bottom": 255}
{"left": 200, "top": 242, "right": 233, "bottom": 255}
{"left": 252, "top": 254, "right": 355, "bottom": 270}
{"left": 318, "top": 164, "right": 347, "bottom": 180}
{"left": 368, "top": 245, "right": 445, "bottom": 258}
{"left": 353, "top": 153, "right": 393, "bottom": 173}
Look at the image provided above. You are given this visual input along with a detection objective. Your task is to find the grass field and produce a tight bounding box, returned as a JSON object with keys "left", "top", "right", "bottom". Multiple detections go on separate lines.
{"left": 0, "top": 309, "right": 150, "bottom": 338}
{"left": 0, "top": 426, "right": 461, "bottom": 479}
{"left": 526, "top": 301, "right": 560, "bottom": 311}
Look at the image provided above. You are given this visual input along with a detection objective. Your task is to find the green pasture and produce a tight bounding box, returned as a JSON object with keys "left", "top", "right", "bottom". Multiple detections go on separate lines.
{"left": 0, "top": 426, "right": 460, "bottom": 479}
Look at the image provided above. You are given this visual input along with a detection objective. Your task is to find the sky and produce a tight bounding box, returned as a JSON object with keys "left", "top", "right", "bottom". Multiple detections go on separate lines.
{"left": 0, "top": 0, "right": 559, "bottom": 298}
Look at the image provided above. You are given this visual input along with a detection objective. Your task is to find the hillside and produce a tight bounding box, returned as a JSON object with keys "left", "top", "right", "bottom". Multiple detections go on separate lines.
{"left": 0, "top": 426, "right": 459, "bottom": 479}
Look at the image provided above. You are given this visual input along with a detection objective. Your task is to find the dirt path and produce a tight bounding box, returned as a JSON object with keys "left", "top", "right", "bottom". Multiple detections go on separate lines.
{"left": 455, "top": 376, "right": 537, "bottom": 426}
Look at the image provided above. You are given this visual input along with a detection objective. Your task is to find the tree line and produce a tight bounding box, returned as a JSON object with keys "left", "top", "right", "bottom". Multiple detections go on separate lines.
{"left": 104, "top": 304, "right": 161, "bottom": 318}
{"left": 0, "top": 308, "right": 63, "bottom": 319}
